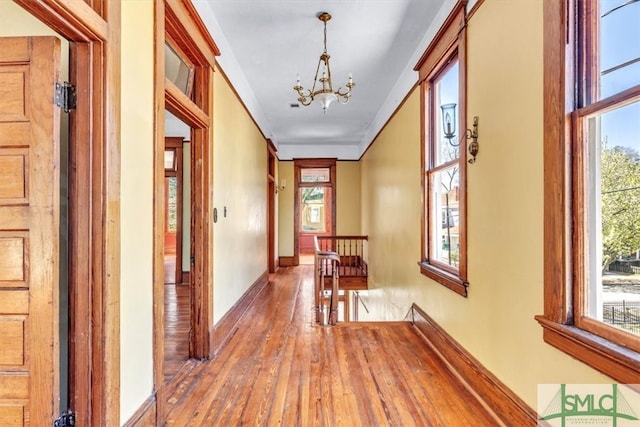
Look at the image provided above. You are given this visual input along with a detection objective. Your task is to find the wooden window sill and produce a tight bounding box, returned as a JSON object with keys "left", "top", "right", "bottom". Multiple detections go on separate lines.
{"left": 419, "top": 261, "right": 468, "bottom": 297}
{"left": 535, "top": 315, "right": 640, "bottom": 384}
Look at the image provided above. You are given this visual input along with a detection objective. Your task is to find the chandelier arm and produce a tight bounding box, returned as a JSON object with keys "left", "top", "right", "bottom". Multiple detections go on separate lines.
{"left": 335, "top": 87, "right": 353, "bottom": 97}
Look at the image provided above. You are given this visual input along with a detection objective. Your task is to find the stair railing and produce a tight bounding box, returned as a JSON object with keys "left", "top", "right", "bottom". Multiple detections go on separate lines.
{"left": 314, "top": 236, "right": 340, "bottom": 325}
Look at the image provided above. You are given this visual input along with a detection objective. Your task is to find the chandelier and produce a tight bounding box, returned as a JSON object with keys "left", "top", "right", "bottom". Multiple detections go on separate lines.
{"left": 293, "top": 12, "right": 355, "bottom": 114}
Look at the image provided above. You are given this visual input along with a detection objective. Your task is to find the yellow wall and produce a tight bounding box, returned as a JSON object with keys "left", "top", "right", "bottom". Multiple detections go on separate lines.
{"left": 336, "top": 162, "right": 361, "bottom": 235}
{"left": 360, "top": 0, "right": 611, "bottom": 408}
{"left": 277, "top": 161, "right": 295, "bottom": 256}
{"left": 212, "top": 69, "right": 268, "bottom": 323}
{"left": 119, "top": 2, "right": 155, "bottom": 421}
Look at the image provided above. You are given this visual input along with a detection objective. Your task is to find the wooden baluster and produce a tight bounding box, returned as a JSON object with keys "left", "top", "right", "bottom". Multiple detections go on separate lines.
{"left": 349, "top": 238, "right": 353, "bottom": 276}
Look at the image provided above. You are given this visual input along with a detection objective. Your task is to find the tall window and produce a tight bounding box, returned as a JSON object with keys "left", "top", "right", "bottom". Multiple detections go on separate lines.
{"left": 416, "top": 1, "right": 468, "bottom": 296}
{"left": 538, "top": 0, "right": 640, "bottom": 382}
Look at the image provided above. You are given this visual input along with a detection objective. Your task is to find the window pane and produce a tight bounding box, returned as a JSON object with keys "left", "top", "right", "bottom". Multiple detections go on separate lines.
{"left": 167, "top": 177, "right": 178, "bottom": 233}
{"left": 587, "top": 100, "right": 640, "bottom": 336}
{"left": 434, "top": 60, "right": 460, "bottom": 167}
{"left": 301, "top": 187, "right": 326, "bottom": 232}
{"left": 165, "top": 42, "right": 194, "bottom": 97}
{"left": 301, "top": 168, "right": 330, "bottom": 182}
{"left": 164, "top": 150, "right": 175, "bottom": 170}
{"left": 430, "top": 165, "right": 460, "bottom": 268}
{"left": 599, "top": 0, "right": 640, "bottom": 100}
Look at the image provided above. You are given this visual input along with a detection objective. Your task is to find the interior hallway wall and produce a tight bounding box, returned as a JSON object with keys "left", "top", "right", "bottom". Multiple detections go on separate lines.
{"left": 212, "top": 69, "right": 268, "bottom": 324}
{"left": 120, "top": 1, "right": 155, "bottom": 421}
{"left": 360, "top": 0, "right": 611, "bottom": 409}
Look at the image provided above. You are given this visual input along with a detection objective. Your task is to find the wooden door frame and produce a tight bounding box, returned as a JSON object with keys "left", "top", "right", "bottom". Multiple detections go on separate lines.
{"left": 13, "top": 1, "right": 121, "bottom": 425}
{"left": 293, "top": 158, "right": 337, "bottom": 265}
{"left": 164, "top": 137, "right": 185, "bottom": 284}
{"left": 154, "top": 0, "right": 219, "bottom": 421}
{"left": 267, "top": 140, "right": 278, "bottom": 273}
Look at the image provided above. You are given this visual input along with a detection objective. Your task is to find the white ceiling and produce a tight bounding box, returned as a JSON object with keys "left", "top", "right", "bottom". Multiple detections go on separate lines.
{"left": 192, "top": 0, "right": 462, "bottom": 160}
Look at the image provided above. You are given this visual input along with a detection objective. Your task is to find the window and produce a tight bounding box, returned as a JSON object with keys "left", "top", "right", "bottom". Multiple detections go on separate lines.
{"left": 537, "top": 0, "right": 640, "bottom": 382}
{"left": 415, "top": 1, "right": 468, "bottom": 296}
{"left": 164, "top": 40, "right": 195, "bottom": 98}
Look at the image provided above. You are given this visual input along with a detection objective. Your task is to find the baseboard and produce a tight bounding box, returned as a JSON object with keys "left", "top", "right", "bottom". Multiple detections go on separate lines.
{"left": 210, "top": 270, "right": 270, "bottom": 356}
{"left": 411, "top": 303, "right": 537, "bottom": 426}
{"left": 181, "top": 271, "right": 190, "bottom": 284}
{"left": 278, "top": 256, "right": 295, "bottom": 267}
{"left": 122, "top": 394, "right": 156, "bottom": 427}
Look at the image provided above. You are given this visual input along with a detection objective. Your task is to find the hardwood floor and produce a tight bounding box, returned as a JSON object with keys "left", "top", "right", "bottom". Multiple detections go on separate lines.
{"left": 164, "top": 255, "right": 190, "bottom": 382}
{"left": 163, "top": 265, "right": 499, "bottom": 426}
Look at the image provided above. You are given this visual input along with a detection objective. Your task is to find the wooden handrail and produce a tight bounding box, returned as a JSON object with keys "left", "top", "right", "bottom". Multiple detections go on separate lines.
{"left": 313, "top": 235, "right": 368, "bottom": 325}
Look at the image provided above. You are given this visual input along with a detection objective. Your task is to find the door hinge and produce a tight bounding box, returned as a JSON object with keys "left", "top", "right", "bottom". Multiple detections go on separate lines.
{"left": 53, "top": 410, "right": 75, "bottom": 427}
{"left": 54, "top": 82, "right": 77, "bottom": 113}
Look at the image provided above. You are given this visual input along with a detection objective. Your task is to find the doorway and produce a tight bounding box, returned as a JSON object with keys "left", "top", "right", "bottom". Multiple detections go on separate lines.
{"left": 0, "top": 0, "right": 120, "bottom": 424}
{"left": 163, "top": 117, "right": 193, "bottom": 382}
{"left": 155, "top": 3, "right": 217, "bottom": 421}
{"left": 294, "top": 159, "right": 337, "bottom": 264}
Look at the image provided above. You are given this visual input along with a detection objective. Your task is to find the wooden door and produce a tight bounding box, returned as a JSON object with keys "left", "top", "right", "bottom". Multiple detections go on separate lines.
{"left": 0, "top": 37, "right": 61, "bottom": 426}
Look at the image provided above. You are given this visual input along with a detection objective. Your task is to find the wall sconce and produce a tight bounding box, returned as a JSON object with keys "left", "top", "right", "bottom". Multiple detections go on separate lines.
{"left": 440, "top": 103, "right": 480, "bottom": 164}
{"left": 275, "top": 178, "right": 287, "bottom": 194}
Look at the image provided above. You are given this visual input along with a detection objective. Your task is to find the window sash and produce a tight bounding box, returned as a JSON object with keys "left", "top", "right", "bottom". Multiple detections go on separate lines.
{"left": 416, "top": 0, "right": 468, "bottom": 296}
{"left": 572, "top": 89, "right": 640, "bottom": 354}
{"left": 538, "top": 0, "right": 640, "bottom": 383}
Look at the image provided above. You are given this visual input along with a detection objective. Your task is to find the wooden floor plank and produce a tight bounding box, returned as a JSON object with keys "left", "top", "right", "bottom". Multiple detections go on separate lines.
{"left": 163, "top": 265, "right": 500, "bottom": 426}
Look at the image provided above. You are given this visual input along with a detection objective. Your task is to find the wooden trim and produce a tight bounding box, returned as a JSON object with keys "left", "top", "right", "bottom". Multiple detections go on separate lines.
{"left": 417, "top": 2, "right": 468, "bottom": 294}
{"left": 165, "top": 0, "right": 219, "bottom": 67}
{"left": 155, "top": 1, "right": 216, "bottom": 423}
{"left": 13, "top": 1, "right": 121, "bottom": 425}
{"left": 215, "top": 64, "right": 268, "bottom": 141}
{"left": 181, "top": 271, "right": 191, "bottom": 285}
{"left": 412, "top": 304, "right": 537, "bottom": 426}
{"left": 17, "top": 0, "right": 109, "bottom": 41}
{"left": 211, "top": 271, "right": 270, "bottom": 356}
{"left": 466, "top": 0, "right": 485, "bottom": 21}
{"left": 103, "top": 3, "right": 122, "bottom": 425}
{"left": 164, "top": 137, "right": 184, "bottom": 284}
{"left": 418, "top": 262, "right": 467, "bottom": 296}
{"left": 122, "top": 395, "right": 157, "bottom": 427}
{"left": 539, "top": 0, "right": 640, "bottom": 384}
{"left": 165, "top": 78, "right": 209, "bottom": 128}
{"left": 278, "top": 256, "right": 296, "bottom": 267}
{"left": 542, "top": 0, "right": 573, "bottom": 324}
{"left": 268, "top": 146, "right": 277, "bottom": 273}
{"left": 359, "top": 85, "right": 418, "bottom": 161}
{"left": 153, "top": 1, "right": 167, "bottom": 422}
{"left": 293, "top": 159, "right": 337, "bottom": 264}
{"left": 414, "top": 0, "right": 467, "bottom": 82}
{"left": 536, "top": 316, "right": 640, "bottom": 384}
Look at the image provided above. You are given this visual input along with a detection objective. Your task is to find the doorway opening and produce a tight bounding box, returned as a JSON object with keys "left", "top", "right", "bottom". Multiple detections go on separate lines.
{"left": 155, "top": 4, "right": 217, "bottom": 421}
{"left": 294, "top": 159, "right": 337, "bottom": 265}
{"left": 163, "top": 115, "right": 193, "bottom": 382}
